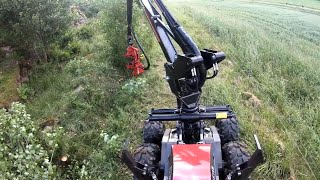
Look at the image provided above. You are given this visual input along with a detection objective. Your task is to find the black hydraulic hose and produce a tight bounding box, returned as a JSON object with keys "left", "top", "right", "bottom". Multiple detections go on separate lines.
{"left": 127, "top": 0, "right": 133, "bottom": 43}
{"left": 127, "top": 0, "right": 150, "bottom": 70}
{"left": 132, "top": 27, "right": 151, "bottom": 70}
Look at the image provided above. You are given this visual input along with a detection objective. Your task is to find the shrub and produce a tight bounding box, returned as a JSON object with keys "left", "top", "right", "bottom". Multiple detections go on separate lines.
{"left": 0, "top": 102, "right": 60, "bottom": 179}
{"left": 0, "top": 0, "right": 70, "bottom": 61}
{"left": 50, "top": 47, "right": 72, "bottom": 62}
{"left": 65, "top": 57, "right": 102, "bottom": 76}
{"left": 98, "top": 0, "right": 154, "bottom": 75}
{"left": 122, "top": 78, "right": 147, "bottom": 95}
{"left": 17, "top": 84, "right": 32, "bottom": 100}
{"left": 68, "top": 41, "right": 82, "bottom": 55}
{"left": 100, "top": 0, "right": 138, "bottom": 68}
{"left": 50, "top": 31, "right": 81, "bottom": 61}
{"left": 76, "top": 26, "right": 93, "bottom": 40}
{"left": 100, "top": 132, "right": 121, "bottom": 157}
{"left": 79, "top": 5, "right": 100, "bottom": 18}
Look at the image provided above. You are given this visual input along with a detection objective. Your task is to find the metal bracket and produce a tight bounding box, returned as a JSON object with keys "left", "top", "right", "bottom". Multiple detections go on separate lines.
{"left": 230, "top": 135, "right": 265, "bottom": 180}
{"left": 148, "top": 106, "right": 235, "bottom": 122}
{"left": 121, "top": 139, "right": 157, "bottom": 180}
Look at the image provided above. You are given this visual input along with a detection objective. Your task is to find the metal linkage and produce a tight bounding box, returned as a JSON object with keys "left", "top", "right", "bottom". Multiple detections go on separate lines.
{"left": 148, "top": 112, "right": 235, "bottom": 122}
{"left": 150, "top": 105, "right": 232, "bottom": 114}
{"left": 148, "top": 106, "right": 234, "bottom": 122}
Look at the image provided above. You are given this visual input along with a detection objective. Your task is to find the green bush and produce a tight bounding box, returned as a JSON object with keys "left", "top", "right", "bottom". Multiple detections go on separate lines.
{"left": 50, "top": 30, "right": 82, "bottom": 61}
{"left": 51, "top": 48, "right": 72, "bottom": 62}
{"left": 0, "top": 103, "right": 60, "bottom": 179}
{"left": 98, "top": 0, "right": 154, "bottom": 75}
{"left": 76, "top": 26, "right": 93, "bottom": 40}
{"left": 66, "top": 57, "right": 103, "bottom": 76}
{"left": 0, "top": 49, "right": 5, "bottom": 58}
{"left": 122, "top": 78, "right": 147, "bottom": 95}
{"left": 68, "top": 41, "right": 82, "bottom": 55}
{"left": 22, "top": 0, "right": 155, "bottom": 179}
{"left": 79, "top": 5, "right": 100, "bottom": 18}
{"left": 0, "top": 0, "right": 70, "bottom": 61}
{"left": 17, "top": 84, "right": 32, "bottom": 100}
{"left": 59, "top": 31, "right": 75, "bottom": 49}
{"left": 99, "top": 132, "right": 121, "bottom": 157}
{"left": 100, "top": 0, "right": 137, "bottom": 68}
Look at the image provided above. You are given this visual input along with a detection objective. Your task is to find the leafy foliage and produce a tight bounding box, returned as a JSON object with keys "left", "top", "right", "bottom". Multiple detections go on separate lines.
{"left": 76, "top": 26, "right": 93, "bottom": 40}
{"left": 75, "top": 1, "right": 100, "bottom": 18}
{"left": 0, "top": 103, "right": 60, "bottom": 179}
{"left": 99, "top": 0, "right": 136, "bottom": 69}
{"left": 122, "top": 78, "right": 147, "bottom": 95}
{"left": 0, "top": 0, "right": 70, "bottom": 61}
{"left": 17, "top": 84, "right": 32, "bottom": 100}
{"left": 3, "top": 0, "right": 317, "bottom": 179}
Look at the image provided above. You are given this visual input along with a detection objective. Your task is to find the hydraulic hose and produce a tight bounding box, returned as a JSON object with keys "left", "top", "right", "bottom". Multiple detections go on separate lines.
{"left": 127, "top": 0, "right": 150, "bottom": 70}
{"left": 132, "top": 27, "right": 151, "bottom": 70}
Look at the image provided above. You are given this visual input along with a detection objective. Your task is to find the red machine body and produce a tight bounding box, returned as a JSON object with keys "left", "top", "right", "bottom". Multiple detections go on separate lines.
{"left": 171, "top": 144, "right": 212, "bottom": 180}
{"left": 125, "top": 45, "right": 145, "bottom": 76}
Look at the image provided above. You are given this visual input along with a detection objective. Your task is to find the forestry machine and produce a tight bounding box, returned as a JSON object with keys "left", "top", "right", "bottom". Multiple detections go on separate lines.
{"left": 122, "top": 0, "right": 264, "bottom": 179}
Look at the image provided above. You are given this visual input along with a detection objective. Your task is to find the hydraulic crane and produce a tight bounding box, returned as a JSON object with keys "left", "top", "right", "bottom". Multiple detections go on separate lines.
{"left": 122, "top": 0, "right": 264, "bottom": 179}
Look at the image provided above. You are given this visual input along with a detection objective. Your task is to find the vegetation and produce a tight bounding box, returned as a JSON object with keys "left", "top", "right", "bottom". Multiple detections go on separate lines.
{"left": 7, "top": 0, "right": 159, "bottom": 178}
{"left": 168, "top": 0, "right": 320, "bottom": 179}
{"left": 0, "top": 58, "right": 19, "bottom": 108}
{"left": 0, "top": 103, "right": 59, "bottom": 179}
{"left": 0, "top": 0, "right": 70, "bottom": 61}
{"left": 0, "top": 0, "right": 319, "bottom": 179}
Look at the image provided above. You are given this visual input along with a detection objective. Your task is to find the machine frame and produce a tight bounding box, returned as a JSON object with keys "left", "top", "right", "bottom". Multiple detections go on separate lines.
{"left": 122, "top": 0, "right": 264, "bottom": 179}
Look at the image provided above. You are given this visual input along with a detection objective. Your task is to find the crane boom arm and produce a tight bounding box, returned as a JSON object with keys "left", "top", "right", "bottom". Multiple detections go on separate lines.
{"left": 127, "top": 0, "right": 226, "bottom": 110}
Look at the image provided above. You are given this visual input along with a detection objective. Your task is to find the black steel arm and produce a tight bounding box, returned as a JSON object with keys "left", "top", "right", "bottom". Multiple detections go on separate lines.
{"left": 140, "top": 0, "right": 177, "bottom": 63}
{"left": 139, "top": 0, "right": 204, "bottom": 61}
{"left": 129, "top": 0, "right": 226, "bottom": 110}
{"left": 153, "top": 0, "right": 201, "bottom": 56}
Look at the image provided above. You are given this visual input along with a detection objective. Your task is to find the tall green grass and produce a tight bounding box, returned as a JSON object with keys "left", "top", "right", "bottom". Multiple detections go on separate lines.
{"left": 24, "top": 0, "right": 320, "bottom": 179}
{"left": 168, "top": 0, "right": 320, "bottom": 179}
{"left": 25, "top": 0, "right": 171, "bottom": 178}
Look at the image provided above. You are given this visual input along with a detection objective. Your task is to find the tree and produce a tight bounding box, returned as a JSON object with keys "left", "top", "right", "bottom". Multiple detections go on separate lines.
{"left": 0, "top": 0, "right": 70, "bottom": 62}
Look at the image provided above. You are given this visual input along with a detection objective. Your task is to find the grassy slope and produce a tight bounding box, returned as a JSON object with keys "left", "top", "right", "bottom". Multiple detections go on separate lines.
{"left": 0, "top": 57, "right": 19, "bottom": 108}
{"left": 167, "top": 0, "right": 320, "bottom": 179}
{"left": 25, "top": 15, "right": 175, "bottom": 178}
{"left": 23, "top": 0, "right": 320, "bottom": 179}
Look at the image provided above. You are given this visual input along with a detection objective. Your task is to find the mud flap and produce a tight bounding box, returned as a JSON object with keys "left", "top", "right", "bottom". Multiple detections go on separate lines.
{"left": 229, "top": 135, "right": 265, "bottom": 180}
{"left": 121, "top": 139, "right": 157, "bottom": 180}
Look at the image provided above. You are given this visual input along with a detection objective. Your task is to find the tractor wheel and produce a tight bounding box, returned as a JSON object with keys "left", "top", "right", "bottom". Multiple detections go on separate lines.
{"left": 222, "top": 141, "right": 250, "bottom": 171}
{"left": 143, "top": 121, "right": 165, "bottom": 145}
{"left": 216, "top": 117, "right": 239, "bottom": 146}
{"left": 134, "top": 143, "right": 161, "bottom": 179}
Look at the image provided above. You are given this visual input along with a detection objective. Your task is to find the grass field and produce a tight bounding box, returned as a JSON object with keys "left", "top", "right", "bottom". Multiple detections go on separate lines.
{"left": 9, "top": 0, "right": 319, "bottom": 179}
{"left": 167, "top": 0, "right": 320, "bottom": 179}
